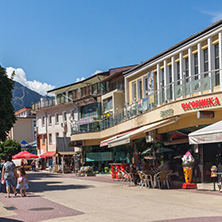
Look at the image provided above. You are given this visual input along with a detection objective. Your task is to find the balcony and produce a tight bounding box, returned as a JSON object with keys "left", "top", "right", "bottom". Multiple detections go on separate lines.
{"left": 32, "top": 98, "right": 56, "bottom": 111}
{"left": 71, "top": 69, "right": 222, "bottom": 134}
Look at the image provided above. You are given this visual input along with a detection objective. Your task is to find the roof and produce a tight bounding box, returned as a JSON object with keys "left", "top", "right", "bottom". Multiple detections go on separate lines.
{"left": 47, "top": 72, "right": 109, "bottom": 94}
{"left": 124, "top": 19, "right": 222, "bottom": 76}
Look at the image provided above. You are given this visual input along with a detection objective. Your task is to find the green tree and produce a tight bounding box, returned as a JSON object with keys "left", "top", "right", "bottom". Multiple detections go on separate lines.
{"left": 0, "top": 66, "right": 16, "bottom": 141}
{"left": 0, "top": 139, "right": 21, "bottom": 160}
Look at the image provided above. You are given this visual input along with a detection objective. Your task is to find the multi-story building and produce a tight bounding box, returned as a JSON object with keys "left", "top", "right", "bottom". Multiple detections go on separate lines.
{"left": 70, "top": 20, "right": 222, "bottom": 182}
{"left": 8, "top": 107, "right": 36, "bottom": 145}
{"left": 32, "top": 66, "right": 134, "bottom": 170}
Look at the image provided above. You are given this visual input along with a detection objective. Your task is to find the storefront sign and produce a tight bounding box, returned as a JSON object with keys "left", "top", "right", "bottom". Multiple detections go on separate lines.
{"left": 181, "top": 97, "right": 220, "bottom": 111}
{"left": 160, "top": 108, "right": 174, "bottom": 118}
{"left": 86, "top": 152, "right": 112, "bottom": 162}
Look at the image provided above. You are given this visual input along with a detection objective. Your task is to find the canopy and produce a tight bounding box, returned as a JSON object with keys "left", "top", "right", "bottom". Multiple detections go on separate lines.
{"left": 108, "top": 117, "right": 178, "bottom": 148}
{"left": 12, "top": 151, "right": 39, "bottom": 159}
{"left": 142, "top": 147, "right": 173, "bottom": 155}
{"left": 100, "top": 129, "right": 137, "bottom": 147}
{"left": 40, "top": 151, "right": 56, "bottom": 158}
{"left": 188, "top": 120, "right": 222, "bottom": 144}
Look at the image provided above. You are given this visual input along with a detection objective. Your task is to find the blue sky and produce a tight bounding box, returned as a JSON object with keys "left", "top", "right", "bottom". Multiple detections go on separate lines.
{"left": 1, "top": 0, "right": 222, "bottom": 95}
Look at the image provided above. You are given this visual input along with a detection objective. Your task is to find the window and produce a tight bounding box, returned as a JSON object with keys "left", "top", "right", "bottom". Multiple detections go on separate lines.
{"left": 160, "top": 69, "right": 165, "bottom": 102}
{"left": 176, "top": 62, "right": 180, "bottom": 85}
{"left": 56, "top": 133, "right": 59, "bottom": 142}
{"left": 55, "top": 113, "right": 59, "bottom": 124}
{"left": 137, "top": 79, "right": 142, "bottom": 100}
{"left": 81, "top": 103, "right": 98, "bottom": 118}
{"left": 71, "top": 110, "right": 75, "bottom": 119}
{"left": 49, "top": 134, "right": 52, "bottom": 144}
{"left": 203, "top": 48, "right": 208, "bottom": 77}
{"left": 42, "top": 135, "right": 45, "bottom": 145}
{"left": 42, "top": 116, "right": 45, "bottom": 126}
{"left": 143, "top": 76, "right": 148, "bottom": 98}
{"left": 63, "top": 111, "right": 67, "bottom": 122}
{"left": 185, "top": 58, "right": 189, "bottom": 82}
{"left": 215, "top": 44, "right": 220, "bottom": 86}
{"left": 48, "top": 115, "right": 52, "bottom": 125}
{"left": 103, "top": 97, "right": 113, "bottom": 111}
{"left": 169, "top": 65, "right": 173, "bottom": 100}
{"left": 132, "top": 81, "right": 136, "bottom": 102}
{"left": 63, "top": 132, "right": 67, "bottom": 137}
{"left": 194, "top": 53, "right": 198, "bottom": 80}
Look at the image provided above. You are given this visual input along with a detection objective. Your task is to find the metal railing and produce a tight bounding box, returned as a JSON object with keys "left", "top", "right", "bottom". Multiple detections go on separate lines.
{"left": 71, "top": 69, "right": 222, "bottom": 134}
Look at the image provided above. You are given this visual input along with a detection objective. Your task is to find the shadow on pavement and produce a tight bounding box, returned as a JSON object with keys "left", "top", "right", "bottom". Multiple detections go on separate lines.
{"left": 0, "top": 218, "right": 24, "bottom": 222}
{"left": 27, "top": 172, "right": 94, "bottom": 193}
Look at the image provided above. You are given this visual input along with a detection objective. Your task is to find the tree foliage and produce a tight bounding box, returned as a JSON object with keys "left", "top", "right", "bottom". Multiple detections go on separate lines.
{"left": 0, "top": 66, "right": 16, "bottom": 141}
{"left": 0, "top": 139, "right": 21, "bottom": 160}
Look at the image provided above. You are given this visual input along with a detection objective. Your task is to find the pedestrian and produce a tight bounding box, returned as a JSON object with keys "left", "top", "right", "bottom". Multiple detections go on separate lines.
{"left": 17, "top": 167, "right": 29, "bottom": 197}
{"left": 31, "top": 160, "right": 36, "bottom": 171}
{"left": 1, "top": 155, "right": 18, "bottom": 198}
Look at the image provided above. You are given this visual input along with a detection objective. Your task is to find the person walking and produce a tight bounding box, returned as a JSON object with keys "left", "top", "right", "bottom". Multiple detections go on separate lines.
{"left": 1, "top": 155, "right": 18, "bottom": 198}
{"left": 17, "top": 167, "right": 29, "bottom": 197}
{"left": 31, "top": 160, "right": 36, "bottom": 171}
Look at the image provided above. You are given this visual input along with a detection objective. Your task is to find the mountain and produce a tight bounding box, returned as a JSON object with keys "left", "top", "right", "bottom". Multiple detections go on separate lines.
{"left": 12, "top": 81, "right": 43, "bottom": 111}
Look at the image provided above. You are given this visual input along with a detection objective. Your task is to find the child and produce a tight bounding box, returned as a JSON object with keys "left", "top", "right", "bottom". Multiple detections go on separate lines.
{"left": 16, "top": 167, "right": 29, "bottom": 197}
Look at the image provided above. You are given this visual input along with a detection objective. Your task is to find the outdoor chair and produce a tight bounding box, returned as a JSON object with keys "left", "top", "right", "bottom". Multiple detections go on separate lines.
{"left": 142, "top": 170, "right": 154, "bottom": 188}
{"left": 156, "top": 170, "right": 172, "bottom": 189}
{"left": 137, "top": 171, "right": 148, "bottom": 189}
{"left": 118, "top": 170, "right": 132, "bottom": 186}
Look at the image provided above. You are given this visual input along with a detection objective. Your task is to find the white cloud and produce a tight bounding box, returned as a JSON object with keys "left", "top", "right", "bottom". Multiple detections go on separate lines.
{"left": 201, "top": 10, "right": 222, "bottom": 23}
{"left": 75, "top": 70, "right": 102, "bottom": 82}
{"left": 6, "top": 67, "right": 55, "bottom": 96}
{"left": 91, "top": 70, "right": 102, "bottom": 76}
{"left": 76, "top": 77, "right": 85, "bottom": 82}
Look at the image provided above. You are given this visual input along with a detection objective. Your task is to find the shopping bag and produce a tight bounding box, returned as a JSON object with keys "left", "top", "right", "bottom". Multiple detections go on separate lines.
{"left": 1, "top": 178, "right": 5, "bottom": 184}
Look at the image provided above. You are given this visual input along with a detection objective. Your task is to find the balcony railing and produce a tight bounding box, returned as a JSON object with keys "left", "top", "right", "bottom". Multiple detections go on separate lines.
{"left": 71, "top": 69, "right": 222, "bottom": 134}
{"left": 32, "top": 98, "right": 56, "bottom": 111}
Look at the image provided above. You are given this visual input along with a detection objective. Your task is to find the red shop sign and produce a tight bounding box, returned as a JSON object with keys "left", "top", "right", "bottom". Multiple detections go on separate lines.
{"left": 181, "top": 97, "right": 220, "bottom": 111}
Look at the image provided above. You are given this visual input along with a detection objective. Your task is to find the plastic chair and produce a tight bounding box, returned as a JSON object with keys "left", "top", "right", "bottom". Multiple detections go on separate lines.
{"left": 143, "top": 170, "right": 154, "bottom": 188}
{"left": 156, "top": 170, "right": 172, "bottom": 189}
{"left": 137, "top": 171, "right": 147, "bottom": 189}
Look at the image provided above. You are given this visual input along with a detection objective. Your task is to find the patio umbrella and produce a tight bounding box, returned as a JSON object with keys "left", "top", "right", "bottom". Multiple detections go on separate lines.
{"left": 20, "top": 140, "right": 31, "bottom": 147}
{"left": 12, "top": 151, "right": 38, "bottom": 159}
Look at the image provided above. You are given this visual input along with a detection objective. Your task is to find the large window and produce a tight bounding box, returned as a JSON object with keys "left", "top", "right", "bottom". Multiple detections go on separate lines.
{"left": 185, "top": 58, "right": 189, "bottom": 82}
{"left": 81, "top": 103, "right": 98, "bottom": 118}
{"left": 137, "top": 79, "right": 142, "bottom": 100}
{"left": 215, "top": 44, "right": 220, "bottom": 86}
{"left": 169, "top": 65, "right": 173, "bottom": 100}
{"left": 132, "top": 81, "right": 136, "bottom": 102}
{"left": 176, "top": 62, "right": 180, "bottom": 85}
{"left": 194, "top": 53, "right": 198, "bottom": 80}
{"left": 161, "top": 69, "right": 165, "bottom": 102}
{"left": 42, "top": 135, "right": 45, "bottom": 145}
{"left": 203, "top": 48, "right": 208, "bottom": 77}
{"left": 143, "top": 76, "right": 148, "bottom": 98}
{"left": 103, "top": 97, "right": 113, "bottom": 111}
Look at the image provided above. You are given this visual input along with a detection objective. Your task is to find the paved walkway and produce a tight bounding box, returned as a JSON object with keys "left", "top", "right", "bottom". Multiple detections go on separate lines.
{"left": 1, "top": 172, "right": 222, "bottom": 222}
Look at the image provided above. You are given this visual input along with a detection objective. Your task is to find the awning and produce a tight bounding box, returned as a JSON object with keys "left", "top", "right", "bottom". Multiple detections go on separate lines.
{"left": 58, "top": 152, "right": 76, "bottom": 155}
{"left": 100, "top": 129, "right": 137, "bottom": 147}
{"left": 40, "top": 151, "right": 56, "bottom": 158}
{"left": 108, "top": 117, "right": 179, "bottom": 148}
{"left": 188, "top": 120, "right": 222, "bottom": 144}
